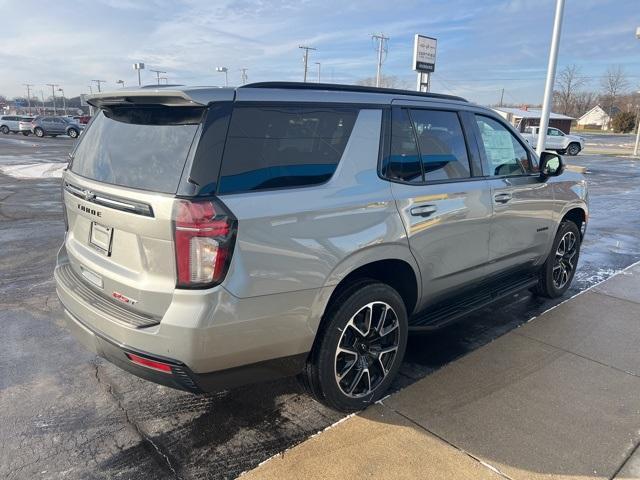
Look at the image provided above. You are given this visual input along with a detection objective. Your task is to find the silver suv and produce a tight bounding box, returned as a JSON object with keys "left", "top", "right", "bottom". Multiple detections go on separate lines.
{"left": 55, "top": 83, "right": 588, "bottom": 411}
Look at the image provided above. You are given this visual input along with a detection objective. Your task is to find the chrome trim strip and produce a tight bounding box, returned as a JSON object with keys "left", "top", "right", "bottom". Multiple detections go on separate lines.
{"left": 64, "top": 182, "right": 154, "bottom": 217}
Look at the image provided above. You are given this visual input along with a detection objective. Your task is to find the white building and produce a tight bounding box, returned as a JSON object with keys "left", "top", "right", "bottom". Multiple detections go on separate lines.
{"left": 576, "top": 105, "right": 619, "bottom": 130}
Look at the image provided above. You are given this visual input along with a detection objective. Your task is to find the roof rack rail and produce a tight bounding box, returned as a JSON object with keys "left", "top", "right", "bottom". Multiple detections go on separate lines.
{"left": 240, "top": 81, "right": 467, "bottom": 103}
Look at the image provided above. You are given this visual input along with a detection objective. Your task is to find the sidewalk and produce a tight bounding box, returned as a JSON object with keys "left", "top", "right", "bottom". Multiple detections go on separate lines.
{"left": 241, "top": 263, "right": 640, "bottom": 480}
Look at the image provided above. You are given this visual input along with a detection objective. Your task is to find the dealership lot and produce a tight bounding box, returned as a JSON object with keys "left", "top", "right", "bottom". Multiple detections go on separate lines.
{"left": 1, "top": 136, "right": 640, "bottom": 479}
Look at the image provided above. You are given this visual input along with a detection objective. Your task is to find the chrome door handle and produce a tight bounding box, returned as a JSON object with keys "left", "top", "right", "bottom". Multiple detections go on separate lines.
{"left": 494, "top": 193, "right": 512, "bottom": 204}
{"left": 410, "top": 205, "right": 437, "bottom": 217}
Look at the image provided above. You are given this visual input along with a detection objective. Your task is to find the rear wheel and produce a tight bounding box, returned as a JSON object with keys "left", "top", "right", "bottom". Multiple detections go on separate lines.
{"left": 0, "top": 125, "right": 9, "bottom": 134}
{"left": 534, "top": 221, "right": 581, "bottom": 298}
{"left": 34, "top": 127, "right": 44, "bottom": 137}
{"left": 302, "top": 281, "right": 408, "bottom": 412}
{"left": 67, "top": 128, "right": 79, "bottom": 138}
{"left": 566, "top": 142, "right": 581, "bottom": 156}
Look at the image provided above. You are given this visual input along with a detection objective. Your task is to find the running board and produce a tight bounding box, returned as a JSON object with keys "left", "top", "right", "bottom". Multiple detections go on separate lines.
{"left": 409, "top": 273, "right": 539, "bottom": 331}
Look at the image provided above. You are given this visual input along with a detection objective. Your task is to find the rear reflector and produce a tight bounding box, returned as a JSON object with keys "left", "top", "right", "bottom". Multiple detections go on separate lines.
{"left": 126, "top": 353, "right": 173, "bottom": 373}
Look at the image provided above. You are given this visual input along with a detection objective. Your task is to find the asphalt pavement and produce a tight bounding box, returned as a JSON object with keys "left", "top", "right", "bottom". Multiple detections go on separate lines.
{"left": 1, "top": 134, "right": 639, "bottom": 480}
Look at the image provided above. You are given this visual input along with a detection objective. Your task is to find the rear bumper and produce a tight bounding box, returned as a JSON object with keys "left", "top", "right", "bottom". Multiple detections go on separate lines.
{"left": 54, "top": 246, "right": 325, "bottom": 392}
{"left": 62, "top": 308, "right": 307, "bottom": 393}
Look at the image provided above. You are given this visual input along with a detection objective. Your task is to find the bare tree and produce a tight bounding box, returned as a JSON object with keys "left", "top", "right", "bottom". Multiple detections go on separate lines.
{"left": 572, "top": 91, "right": 598, "bottom": 117}
{"left": 356, "top": 75, "right": 411, "bottom": 90}
{"left": 554, "top": 65, "right": 586, "bottom": 115}
{"left": 600, "top": 65, "right": 630, "bottom": 116}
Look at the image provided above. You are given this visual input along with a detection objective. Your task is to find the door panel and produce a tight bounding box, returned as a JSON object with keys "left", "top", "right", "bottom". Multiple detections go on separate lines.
{"left": 472, "top": 114, "right": 555, "bottom": 276}
{"left": 391, "top": 181, "right": 492, "bottom": 305}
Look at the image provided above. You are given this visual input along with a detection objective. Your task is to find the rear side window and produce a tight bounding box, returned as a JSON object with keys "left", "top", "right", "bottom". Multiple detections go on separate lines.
{"left": 385, "top": 108, "right": 422, "bottom": 183}
{"left": 70, "top": 106, "right": 203, "bottom": 193}
{"left": 217, "top": 105, "right": 359, "bottom": 194}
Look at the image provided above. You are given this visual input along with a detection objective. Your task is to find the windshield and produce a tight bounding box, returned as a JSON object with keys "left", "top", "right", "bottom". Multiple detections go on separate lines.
{"left": 70, "top": 106, "right": 203, "bottom": 193}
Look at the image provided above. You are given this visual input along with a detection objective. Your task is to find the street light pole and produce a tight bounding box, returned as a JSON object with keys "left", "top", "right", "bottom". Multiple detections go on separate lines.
{"left": 536, "top": 0, "right": 565, "bottom": 156}
{"left": 46, "top": 84, "right": 58, "bottom": 115}
{"left": 23, "top": 84, "right": 33, "bottom": 115}
{"left": 58, "top": 88, "right": 67, "bottom": 115}
{"left": 133, "top": 63, "right": 145, "bottom": 86}
{"left": 634, "top": 27, "right": 640, "bottom": 157}
{"left": 216, "top": 67, "right": 229, "bottom": 87}
{"left": 299, "top": 45, "right": 316, "bottom": 82}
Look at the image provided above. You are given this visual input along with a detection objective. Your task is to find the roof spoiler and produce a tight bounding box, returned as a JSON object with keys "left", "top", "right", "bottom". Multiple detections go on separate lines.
{"left": 87, "top": 87, "right": 235, "bottom": 108}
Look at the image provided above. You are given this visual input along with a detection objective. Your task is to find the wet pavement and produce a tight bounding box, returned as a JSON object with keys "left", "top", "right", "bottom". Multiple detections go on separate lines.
{"left": 1, "top": 135, "right": 639, "bottom": 480}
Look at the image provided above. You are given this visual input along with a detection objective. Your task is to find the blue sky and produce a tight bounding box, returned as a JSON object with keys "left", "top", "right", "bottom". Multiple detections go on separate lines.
{"left": 1, "top": 0, "right": 638, "bottom": 104}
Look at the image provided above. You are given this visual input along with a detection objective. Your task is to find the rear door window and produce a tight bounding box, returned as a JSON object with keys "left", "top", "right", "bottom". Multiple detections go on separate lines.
{"left": 409, "top": 109, "right": 471, "bottom": 181}
{"left": 70, "top": 106, "right": 203, "bottom": 193}
{"left": 385, "top": 108, "right": 423, "bottom": 183}
{"left": 218, "top": 105, "right": 359, "bottom": 194}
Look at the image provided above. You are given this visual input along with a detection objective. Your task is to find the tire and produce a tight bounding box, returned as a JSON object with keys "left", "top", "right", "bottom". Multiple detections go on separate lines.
{"left": 34, "top": 127, "right": 44, "bottom": 137}
{"left": 566, "top": 143, "right": 581, "bottom": 156}
{"left": 0, "top": 125, "right": 9, "bottom": 134}
{"left": 534, "top": 221, "right": 581, "bottom": 298}
{"left": 302, "top": 280, "right": 408, "bottom": 412}
{"left": 22, "top": 132, "right": 30, "bottom": 136}
{"left": 67, "top": 128, "right": 79, "bottom": 138}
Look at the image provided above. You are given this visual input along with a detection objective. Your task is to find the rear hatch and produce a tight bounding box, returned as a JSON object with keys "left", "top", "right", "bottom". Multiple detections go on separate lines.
{"left": 62, "top": 90, "right": 228, "bottom": 321}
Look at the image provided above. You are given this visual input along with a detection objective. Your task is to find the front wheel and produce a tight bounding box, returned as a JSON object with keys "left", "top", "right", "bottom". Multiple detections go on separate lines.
{"left": 302, "top": 281, "right": 408, "bottom": 412}
{"left": 34, "top": 127, "right": 44, "bottom": 137}
{"left": 566, "top": 143, "right": 581, "bottom": 156}
{"left": 534, "top": 221, "right": 581, "bottom": 298}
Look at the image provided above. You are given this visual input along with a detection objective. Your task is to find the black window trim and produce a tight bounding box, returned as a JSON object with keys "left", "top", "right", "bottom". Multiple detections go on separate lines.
{"left": 471, "top": 112, "right": 540, "bottom": 180}
{"left": 380, "top": 105, "right": 479, "bottom": 186}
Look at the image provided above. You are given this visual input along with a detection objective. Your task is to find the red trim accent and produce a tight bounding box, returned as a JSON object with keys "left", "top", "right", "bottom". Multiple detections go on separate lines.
{"left": 126, "top": 353, "right": 173, "bottom": 373}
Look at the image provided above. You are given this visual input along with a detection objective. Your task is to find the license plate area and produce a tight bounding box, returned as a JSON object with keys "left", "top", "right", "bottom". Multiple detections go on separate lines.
{"left": 89, "top": 222, "right": 113, "bottom": 256}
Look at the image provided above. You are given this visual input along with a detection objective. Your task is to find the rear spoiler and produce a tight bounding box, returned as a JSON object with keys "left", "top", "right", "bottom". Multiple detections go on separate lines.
{"left": 87, "top": 87, "right": 235, "bottom": 108}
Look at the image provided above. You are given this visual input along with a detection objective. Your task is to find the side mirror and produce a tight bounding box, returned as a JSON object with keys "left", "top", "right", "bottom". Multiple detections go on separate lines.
{"left": 539, "top": 151, "right": 564, "bottom": 178}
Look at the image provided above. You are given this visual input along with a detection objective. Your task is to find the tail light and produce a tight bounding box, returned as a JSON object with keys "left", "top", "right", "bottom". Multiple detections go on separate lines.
{"left": 173, "top": 198, "right": 236, "bottom": 288}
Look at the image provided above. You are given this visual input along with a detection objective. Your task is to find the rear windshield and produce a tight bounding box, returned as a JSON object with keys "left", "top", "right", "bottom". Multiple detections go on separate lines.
{"left": 70, "top": 106, "right": 203, "bottom": 193}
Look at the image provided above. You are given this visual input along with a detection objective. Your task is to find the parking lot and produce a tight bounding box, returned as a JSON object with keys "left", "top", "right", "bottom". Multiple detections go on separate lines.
{"left": 1, "top": 135, "right": 640, "bottom": 480}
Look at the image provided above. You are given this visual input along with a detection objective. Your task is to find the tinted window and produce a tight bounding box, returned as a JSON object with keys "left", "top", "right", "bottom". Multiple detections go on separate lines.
{"left": 70, "top": 106, "right": 203, "bottom": 193}
{"left": 385, "top": 108, "right": 422, "bottom": 182}
{"left": 218, "top": 105, "right": 358, "bottom": 194}
{"left": 410, "top": 109, "right": 470, "bottom": 181}
{"left": 475, "top": 115, "right": 536, "bottom": 176}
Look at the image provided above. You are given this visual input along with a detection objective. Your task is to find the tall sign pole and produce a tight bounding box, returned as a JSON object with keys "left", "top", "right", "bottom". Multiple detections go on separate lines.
{"left": 412, "top": 35, "right": 437, "bottom": 92}
{"left": 536, "top": 0, "right": 565, "bottom": 156}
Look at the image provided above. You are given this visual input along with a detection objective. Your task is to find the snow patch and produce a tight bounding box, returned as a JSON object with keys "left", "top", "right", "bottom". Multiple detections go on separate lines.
{"left": 0, "top": 162, "right": 65, "bottom": 179}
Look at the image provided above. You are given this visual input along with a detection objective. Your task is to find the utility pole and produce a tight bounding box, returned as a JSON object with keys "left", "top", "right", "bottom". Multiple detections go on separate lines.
{"left": 23, "top": 84, "right": 33, "bottom": 115}
{"left": 315, "top": 62, "right": 321, "bottom": 83}
{"left": 149, "top": 70, "right": 166, "bottom": 86}
{"left": 160, "top": 77, "right": 169, "bottom": 85}
{"left": 536, "top": 0, "right": 565, "bottom": 156}
{"left": 58, "top": 88, "right": 67, "bottom": 115}
{"left": 46, "top": 84, "right": 59, "bottom": 115}
{"left": 299, "top": 45, "right": 316, "bottom": 82}
{"left": 371, "top": 33, "right": 389, "bottom": 88}
{"left": 39, "top": 90, "right": 45, "bottom": 114}
{"left": 240, "top": 68, "right": 248, "bottom": 85}
{"left": 92, "top": 79, "right": 106, "bottom": 92}
{"left": 88, "top": 85, "right": 93, "bottom": 95}
{"left": 116, "top": 79, "right": 125, "bottom": 88}
{"left": 499, "top": 88, "right": 505, "bottom": 107}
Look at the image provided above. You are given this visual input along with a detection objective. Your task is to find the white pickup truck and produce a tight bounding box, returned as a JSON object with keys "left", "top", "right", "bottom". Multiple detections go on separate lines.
{"left": 521, "top": 126, "right": 585, "bottom": 156}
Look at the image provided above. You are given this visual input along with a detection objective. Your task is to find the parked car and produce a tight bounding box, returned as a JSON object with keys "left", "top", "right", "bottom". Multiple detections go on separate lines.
{"left": 1, "top": 115, "right": 34, "bottom": 134}
{"left": 31, "top": 116, "right": 82, "bottom": 138}
{"left": 18, "top": 117, "right": 35, "bottom": 135}
{"left": 522, "top": 126, "right": 585, "bottom": 156}
{"left": 55, "top": 83, "right": 588, "bottom": 412}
